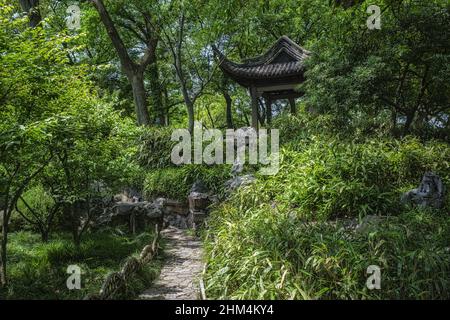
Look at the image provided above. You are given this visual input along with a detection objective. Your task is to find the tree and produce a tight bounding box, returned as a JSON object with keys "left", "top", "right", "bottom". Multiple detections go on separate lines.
{"left": 0, "top": 1, "right": 138, "bottom": 283}
{"left": 159, "top": 2, "right": 218, "bottom": 132}
{"left": 18, "top": 0, "right": 41, "bottom": 27}
{"left": 302, "top": 0, "right": 450, "bottom": 139}
{"left": 15, "top": 185, "right": 60, "bottom": 242}
{"left": 0, "top": 2, "right": 57, "bottom": 286}
{"left": 90, "top": 0, "right": 159, "bottom": 125}
{"left": 0, "top": 126, "right": 52, "bottom": 286}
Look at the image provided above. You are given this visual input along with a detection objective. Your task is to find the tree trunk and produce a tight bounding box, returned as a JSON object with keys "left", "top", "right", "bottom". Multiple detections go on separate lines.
{"left": 186, "top": 100, "right": 195, "bottom": 133}
{"left": 92, "top": 0, "right": 153, "bottom": 126}
{"left": 148, "top": 61, "right": 164, "bottom": 125}
{"left": 41, "top": 228, "right": 49, "bottom": 243}
{"left": 71, "top": 210, "right": 81, "bottom": 248}
{"left": 0, "top": 211, "right": 9, "bottom": 287}
{"left": 19, "top": 0, "right": 41, "bottom": 28}
{"left": 403, "top": 111, "right": 416, "bottom": 136}
{"left": 223, "top": 90, "right": 234, "bottom": 129}
{"left": 129, "top": 72, "right": 151, "bottom": 126}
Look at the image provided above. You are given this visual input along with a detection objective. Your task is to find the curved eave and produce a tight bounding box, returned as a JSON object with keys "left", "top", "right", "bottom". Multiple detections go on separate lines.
{"left": 213, "top": 42, "right": 308, "bottom": 88}
{"left": 218, "top": 58, "right": 306, "bottom": 87}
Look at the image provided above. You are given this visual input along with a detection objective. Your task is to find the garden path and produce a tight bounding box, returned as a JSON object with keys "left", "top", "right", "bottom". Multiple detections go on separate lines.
{"left": 139, "top": 226, "right": 203, "bottom": 300}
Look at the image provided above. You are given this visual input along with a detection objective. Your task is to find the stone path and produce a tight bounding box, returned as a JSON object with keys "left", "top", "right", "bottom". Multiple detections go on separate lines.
{"left": 139, "top": 226, "right": 203, "bottom": 300}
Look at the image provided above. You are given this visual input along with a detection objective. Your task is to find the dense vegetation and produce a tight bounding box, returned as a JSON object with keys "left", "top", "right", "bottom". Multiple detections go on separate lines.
{"left": 4, "top": 230, "right": 161, "bottom": 299}
{"left": 1, "top": 0, "right": 449, "bottom": 300}
{"left": 204, "top": 113, "right": 450, "bottom": 299}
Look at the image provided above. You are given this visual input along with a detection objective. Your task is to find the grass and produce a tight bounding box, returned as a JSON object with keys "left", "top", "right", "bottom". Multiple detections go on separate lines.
{"left": 0, "top": 229, "right": 163, "bottom": 300}
{"left": 202, "top": 129, "right": 450, "bottom": 300}
{"left": 204, "top": 203, "right": 450, "bottom": 299}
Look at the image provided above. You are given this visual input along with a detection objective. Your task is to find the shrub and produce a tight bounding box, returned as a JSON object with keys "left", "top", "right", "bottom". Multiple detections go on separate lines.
{"left": 203, "top": 135, "right": 450, "bottom": 299}
{"left": 204, "top": 205, "right": 450, "bottom": 299}
{"left": 144, "top": 167, "right": 190, "bottom": 200}
{"left": 144, "top": 164, "right": 231, "bottom": 200}
{"left": 0, "top": 230, "right": 160, "bottom": 300}
{"left": 251, "top": 137, "right": 450, "bottom": 221}
{"left": 137, "top": 127, "right": 177, "bottom": 169}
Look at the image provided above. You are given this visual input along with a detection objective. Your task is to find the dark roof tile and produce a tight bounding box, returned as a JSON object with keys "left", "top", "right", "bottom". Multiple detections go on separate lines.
{"left": 214, "top": 36, "right": 309, "bottom": 81}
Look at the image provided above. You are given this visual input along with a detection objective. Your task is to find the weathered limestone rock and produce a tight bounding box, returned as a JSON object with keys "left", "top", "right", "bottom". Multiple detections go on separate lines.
{"left": 401, "top": 172, "right": 445, "bottom": 209}
{"left": 188, "top": 181, "right": 211, "bottom": 228}
{"left": 230, "top": 160, "right": 244, "bottom": 176}
{"left": 113, "top": 188, "right": 143, "bottom": 203}
{"left": 190, "top": 180, "right": 208, "bottom": 194}
{"left": 225, "top": 159, "right": 256, "bottom": 193}
{"left": 98, "top": 200, "right": 163, "bottom": 232}
{"left": 163, "top": 199, "right": 189, "bottom": 216}
{"left": 354, "top": 215, "right": 383, "bottom": 234}
{"left": 224, "top": 174, "right": 256, "bottom": 192}
{"left": 161, "top": 199, "right": 190, "bottom": 229}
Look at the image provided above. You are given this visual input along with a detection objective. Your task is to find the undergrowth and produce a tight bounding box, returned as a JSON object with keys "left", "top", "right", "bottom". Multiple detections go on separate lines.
{"left": 0, "top": 230, "right": 162, "bottom": 300}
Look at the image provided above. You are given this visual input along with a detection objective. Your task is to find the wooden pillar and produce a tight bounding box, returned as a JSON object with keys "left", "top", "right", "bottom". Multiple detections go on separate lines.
{"left": 250, "top": 86, "right": 259, "bottom": 130}
{"left": 266, "top": 98, "right": 272, "bottom": 124}
{"left": 289, "top": 97, "right": 296, "bottom": 114}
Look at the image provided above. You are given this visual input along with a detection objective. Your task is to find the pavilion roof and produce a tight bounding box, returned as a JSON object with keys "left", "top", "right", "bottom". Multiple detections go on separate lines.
{"left": 214, "top": 36, "right": 310, "bottom": 87}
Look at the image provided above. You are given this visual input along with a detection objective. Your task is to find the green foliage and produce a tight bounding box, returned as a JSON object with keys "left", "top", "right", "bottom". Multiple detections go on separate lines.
{"left": 144, "top": 167, "right": 190, "bottom": 200}
{"left": 13, "top": 184, "right": 58, "bottom": 234}
{"left": 144, "top": 164, "right": 231, "bottom": 200}
{"left": 137, "top": 127, "right": 177, "bottom": 169}
{"left": 266, "top": 137, "right": 450, "bottom": 220}
{"left": 2, "top": 0, "right": 450, "bottom": 300}
{"left": 203, "top": 127, "right": 450, "bottom": 299}
{"left": 204, "top": 205, "right": 450, "bottom": 299}
{"left": 0, "top": 230, "right": 162, "bottom": 300}
{"left": 302, "top": 0, "right": 450, "bottom": 138}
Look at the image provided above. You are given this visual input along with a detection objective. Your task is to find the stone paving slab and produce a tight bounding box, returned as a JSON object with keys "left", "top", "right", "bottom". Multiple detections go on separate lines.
{"left": 139, "top": 226, "right": 203, "bottom": 300}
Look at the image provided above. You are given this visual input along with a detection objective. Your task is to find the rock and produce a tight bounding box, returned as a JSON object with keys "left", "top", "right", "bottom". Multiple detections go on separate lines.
{"left": 235, "top": 126, "right": 257, "bottom": 148}
{"left": 97, "top": 200, "right": 164, "bottom": 232}
{"left": 224, "top": 174, "right": 256, "bottom": 192}
{"left": 190, "top": 180, "right": 208, "bottom": 193}
{"left": 163, "top": 199, "right": 189, "bottom": 216}
{"left": 154, "top": 197, "right": 167, "bottom": 207}
{"left": 188, "top": 191, "right": 210, "bottom": 211}
{"left": 143, "top": 201, "right": 164, "bottom": 219}
{"left": 401, "top": 172, "right": 445, "bottom": 209}
{"left": 355, "top": 215, "right": 383, "bottom": 234}
{"left": 230, "top": 160, "right": 244, "bottom": 177}
{"left": 187, "top": 181, "right": 212, "bottom": 229}
{"left": 163, "top": 212, "right": 189, "bottom": 229}
{"left": 113, "top": 188, "right": 143, "bottom": 203}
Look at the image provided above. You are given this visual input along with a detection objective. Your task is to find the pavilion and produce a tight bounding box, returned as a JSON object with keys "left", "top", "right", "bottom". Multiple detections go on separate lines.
{"left": 214, "top": 36, "right": 310, "bottom": 129}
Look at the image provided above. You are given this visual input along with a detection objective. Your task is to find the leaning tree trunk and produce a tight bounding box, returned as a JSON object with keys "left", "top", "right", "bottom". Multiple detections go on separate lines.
{"left": 92, "top": 0, "right": 153, "bottom": 126}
